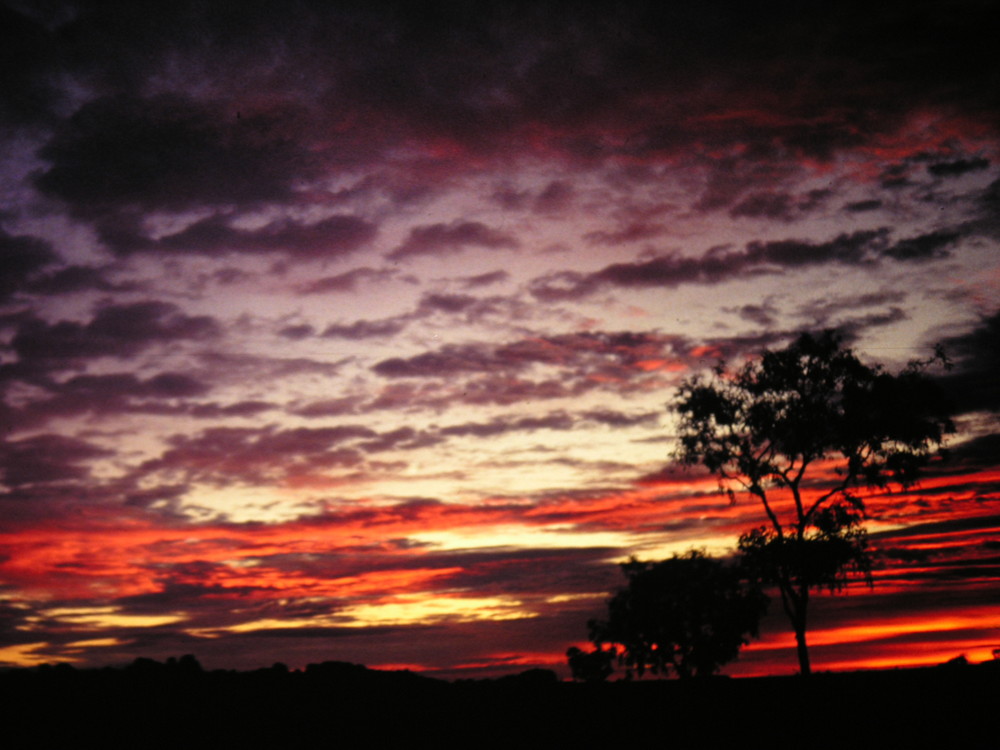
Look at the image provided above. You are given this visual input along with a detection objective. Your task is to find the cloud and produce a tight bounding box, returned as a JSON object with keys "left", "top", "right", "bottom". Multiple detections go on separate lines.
{"left": 843, "top": 200, "right": 883, "bottom": 213}
{"left": 322, "top": 319, "right": 409, "bottom": 340}
{"left": 883, "top": 230, "right": 960, "bottom": 261}
{"left": 8, "top": 301, "right": 219, "bottom": 369}
{"left": 927, "top": 158, "right": 990, "bottom": 177}
{"left": 583, "top": 222, "right": 666, "bottom": 246}
{"left": 104, "top": 213, "right": 377, "bottom": 259}
{"left": 35, "top": 94, "right": 312, "bottom": 215}
{"left": 372, "top": 332, "right": 691, "bottom": 407}
{"left": 25, "top": 265, "right": 137, "bottom": 295}
{"left": 934, "top": 311, "right": 1000, "bottom": 414}
{"left": 388, "top": 221, "right": 519, "bottom": 261}
{"left": 531, "top": 233, "right": 865, "bottom": 299}
{"left": 795, "top": 290, "right": 908, "bottom": 326}
{"left": 729, "top": 300, "right": 780, "bottom": 327}
{"left": 298, "top": 268, "right": 396, "bottom": 295}
{"left": 418, "top": 293, "right": 478, "bottom": 314}
{"left": 0, "top": 229, "right": 56, "bottom": 301}
{"left": 140, "top": 425, "right": 377, "bottom": 485}
{"left": 528, "top": 227, "right": 970, "bottom": 301}
{"left": 459, "top": 270, "right": 509, "bottom": 288}
{"left": 532, "top": 180, "right": 575, "bottom": 214}
{"left": 0, "top": 434, "right": 109, "bottom": 487}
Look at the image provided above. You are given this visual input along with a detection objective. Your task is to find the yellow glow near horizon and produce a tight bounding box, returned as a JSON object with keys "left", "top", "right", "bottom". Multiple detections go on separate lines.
{"left": 409, "top": 524, "right": 634, "bottom": 552}
{"left": 0, "top": 642, "right": 61, "bottom": 667}
{"left": 337, "top": 595, "right": 535, "bottom": 626}
{"left": 30, "top": 606, "right": 184, "bottom": 630}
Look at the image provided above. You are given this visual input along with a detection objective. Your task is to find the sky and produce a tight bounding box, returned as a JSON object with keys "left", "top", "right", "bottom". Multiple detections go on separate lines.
{"left": 0, "top": 0, "right": 998, "bottom": 678}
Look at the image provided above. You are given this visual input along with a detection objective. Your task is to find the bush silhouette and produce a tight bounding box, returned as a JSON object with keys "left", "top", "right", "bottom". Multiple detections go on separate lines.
{"left": 586, "top": 551, "right": 767, "bottom": 680}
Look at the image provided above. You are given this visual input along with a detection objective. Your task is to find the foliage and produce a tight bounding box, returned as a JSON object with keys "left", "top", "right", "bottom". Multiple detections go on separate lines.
{"left": 673, "top": 331, "right": 953, "bottom": 674}
{"left": 566, "top": 646, "right": 615, "bottom": 683}
{"left": 587, "top": 551, "right": 767, "bottom": 680}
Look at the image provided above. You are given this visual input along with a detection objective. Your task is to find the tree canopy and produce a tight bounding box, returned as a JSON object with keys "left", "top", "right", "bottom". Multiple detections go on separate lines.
{"left": 587, "top": 551, "right": 767, "bottom": 680}
{"left": 673, "top": 331, "right": 954, "bottom": 674}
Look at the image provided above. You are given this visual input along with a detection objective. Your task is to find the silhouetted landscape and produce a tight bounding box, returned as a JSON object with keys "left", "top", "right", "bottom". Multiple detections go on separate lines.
{"left": 4, "top": 656, "right": 997, "bottom": 747}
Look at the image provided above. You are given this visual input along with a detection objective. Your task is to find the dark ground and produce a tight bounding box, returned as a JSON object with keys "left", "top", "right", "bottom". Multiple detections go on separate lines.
{"left": 2, "top": 658, "right": 996, "bottom": 748}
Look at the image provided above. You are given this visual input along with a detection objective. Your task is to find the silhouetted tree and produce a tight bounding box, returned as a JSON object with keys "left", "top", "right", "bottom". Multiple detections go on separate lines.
{"left": 587, "top": 551, "right": 767, "bottom": 680}
{"left": 674, "top": 331, "right": 953, "bottom": 675}
{"left": 566, "top": 646, "right": 615, "bottom": 683}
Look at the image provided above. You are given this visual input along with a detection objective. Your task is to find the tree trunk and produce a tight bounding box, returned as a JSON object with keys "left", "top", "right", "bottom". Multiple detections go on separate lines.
{"left": 794, "top": 622, "right": 811, "bottom": 676}
{"left": 792, "top": 587, "right": 811, "bottom": 676}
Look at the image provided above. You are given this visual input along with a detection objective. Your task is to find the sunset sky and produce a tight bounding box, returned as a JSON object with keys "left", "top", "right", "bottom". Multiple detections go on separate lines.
{"left": 1, "top": 0, "right": 998, "bottom": 678}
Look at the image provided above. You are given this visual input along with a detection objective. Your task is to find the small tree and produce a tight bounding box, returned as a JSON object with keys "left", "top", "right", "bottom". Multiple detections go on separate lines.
{"left": 673, "top": 331, "right": 953, "bottom": 675}
{"left": 587, "top": 551, "right": 767, "bottom": 680}
{"left": 565, "top": 646, "right": 615, "bottom": 683}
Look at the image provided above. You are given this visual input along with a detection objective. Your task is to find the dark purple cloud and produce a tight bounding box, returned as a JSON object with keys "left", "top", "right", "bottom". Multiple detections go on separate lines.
{"left": 418, "top": 293, "right": 478, "bottom": 314}
{"left": 843, "top": 200, "right": 883, "bottom": 213}
{"left": 0, "top": 229, "right": 56, "bottom": 301}
{"left": 373, "top": 331, "right": 687, "bottom": 387}
{"left": 140, "top": 425, "right": 379, "bottom": 484}
{"left": 298, "top": 268, "right": 396, "bottom": 295}
{"left": 533, "top": 180, "right": 575, "bottom": 214}
{"left": 459, "top": 270, "right": 509, "bottom": 289}
{"left": 322, "top": 319, "right": 408, "bottom": 340}
{"left": 528, "top": 227, "right": 973, "bottom": 301}
{"left": 0, "top": 434, "right": 109, "bottom": 487}
{"left": 9, "top": 301, "right": 219, "bottom": 368}
{"left": 388, "top": 221, "right": 519, "bottom": 261}
{"left": 927, "top": 158, "right": 990, "bottom": 178}
{"left": 25, "top": 265, "right": 137, "bottom": 295}
{"left": 934, "top": 310, "right": 1000, "bottom": 414}
{"left": 795, "top": 290, "right": 907, "bottom": 326}
{"left": 883, "top": 230, "right": 960, "bottom": 261}
{"left": 35, "top": 94, "right": 312, "bottom": 214}
{"left": 103, "top": 213, "right": 377, "bottom": 259}
{"left": 583, "top": 222, "right": 666, "bottom": 247}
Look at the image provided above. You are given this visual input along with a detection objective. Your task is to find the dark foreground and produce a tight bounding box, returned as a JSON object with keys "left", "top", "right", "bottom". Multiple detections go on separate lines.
{"left": 3, "top": 659, "right": 996, "bottom": 748}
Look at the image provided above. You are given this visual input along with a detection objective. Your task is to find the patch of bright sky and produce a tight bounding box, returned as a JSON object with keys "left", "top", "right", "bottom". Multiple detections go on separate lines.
{"left": 0, "top": 642, "right": 59, "bottom": 667}
{"left": 177, "top": 484, "right": 320, "bottom": 524}
{"left": 26, "top": 606, "right": 184, "bottom": 630}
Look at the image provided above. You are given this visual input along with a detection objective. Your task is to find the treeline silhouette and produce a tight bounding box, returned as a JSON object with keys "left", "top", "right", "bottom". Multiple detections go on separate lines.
{"left": 3, "top": 656, "right": 997, "bottom": 747}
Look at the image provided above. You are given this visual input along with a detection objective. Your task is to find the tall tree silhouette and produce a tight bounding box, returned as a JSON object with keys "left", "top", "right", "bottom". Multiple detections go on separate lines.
{"left": 673, "top": 331, "right": 953, "bottom": 675}
{"left": 587, "top": 551, "right": 767, "bottom": 680}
